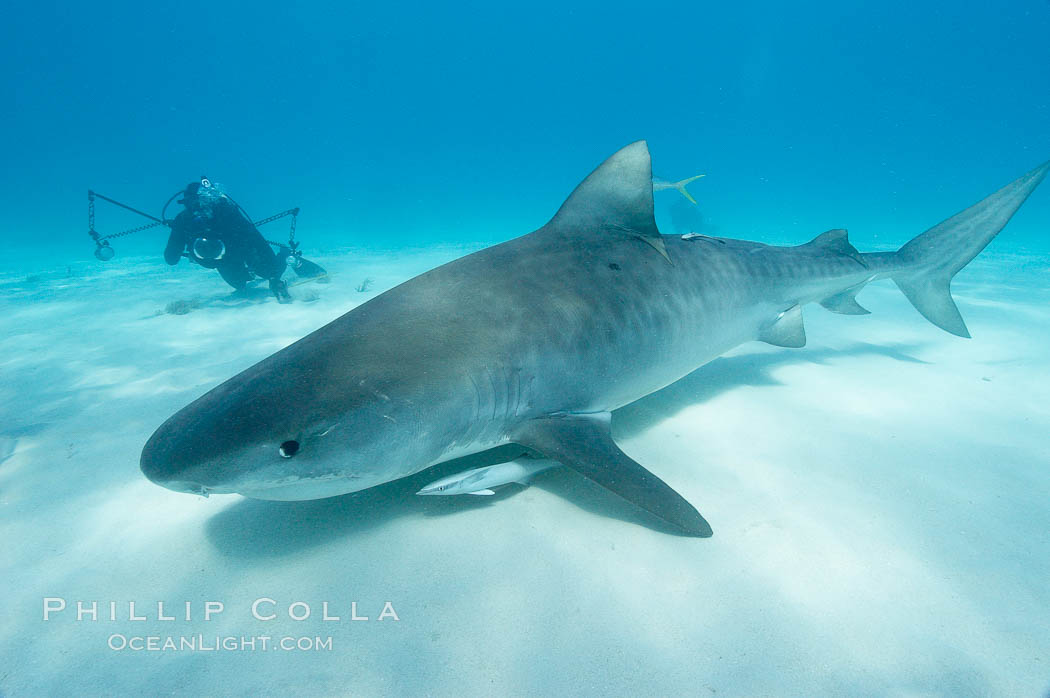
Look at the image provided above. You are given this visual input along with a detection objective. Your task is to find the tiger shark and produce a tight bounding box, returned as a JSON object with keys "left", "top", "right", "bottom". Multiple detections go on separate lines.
{"left": 140, "top": 142, "right": 1048, "bottom": 537}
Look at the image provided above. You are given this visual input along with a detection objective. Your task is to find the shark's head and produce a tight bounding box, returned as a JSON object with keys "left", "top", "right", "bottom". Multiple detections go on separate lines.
{"left": 139, "top": 347, "right": 450, "bottom": 501}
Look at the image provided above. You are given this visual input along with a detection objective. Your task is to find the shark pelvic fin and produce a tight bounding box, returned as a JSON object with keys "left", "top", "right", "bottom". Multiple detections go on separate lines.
{"left": 511, "top": 412, "right": 712, "bottom": 537}
{"left": 760, "top": 305, "right": 806, "bottom": 347}
{"left": 546, "top": 141, "right": 670, "bottom": 264}
{"left": 820, "top": 287, "right": 871, "bottom": 315}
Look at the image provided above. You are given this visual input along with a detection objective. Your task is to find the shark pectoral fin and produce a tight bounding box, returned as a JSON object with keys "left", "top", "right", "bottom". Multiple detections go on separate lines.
{"left": 467, "top": 489, "right": 495, "bottom": 496}
{"left": 511, "top": 413, "right": 712, "bottom": 537}
{"left": 760, "top": 305, "right": 807, "bottom": 347}
{"left": 820, "top": 288, "right": 871, "bottom": 315}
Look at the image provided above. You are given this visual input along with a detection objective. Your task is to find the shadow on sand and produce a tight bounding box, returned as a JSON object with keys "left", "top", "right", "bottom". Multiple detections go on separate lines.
{"left": 205, "top": 341, "right": 928, "bottom": 557}
{"left": 614, "top": 341, "right": 928, "bottom": 439}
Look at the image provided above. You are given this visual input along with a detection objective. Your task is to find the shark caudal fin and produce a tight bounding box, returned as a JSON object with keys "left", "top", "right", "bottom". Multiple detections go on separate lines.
{"left": 891, "top": 160, "right": 1049, "bottom": 337}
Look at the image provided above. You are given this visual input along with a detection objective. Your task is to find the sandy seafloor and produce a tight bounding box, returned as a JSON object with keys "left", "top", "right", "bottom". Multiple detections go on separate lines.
{"left": 1, "top": 243, "right": 1049, "bottom": 697}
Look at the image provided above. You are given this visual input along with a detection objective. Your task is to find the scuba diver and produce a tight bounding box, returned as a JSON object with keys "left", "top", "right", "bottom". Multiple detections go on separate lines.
{"left": 164, "top": 181, "right": 293, "bottom": 302}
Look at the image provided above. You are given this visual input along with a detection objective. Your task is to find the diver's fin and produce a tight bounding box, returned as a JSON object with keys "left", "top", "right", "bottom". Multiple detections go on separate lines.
{"left": 891, "top": 160, "right": 1050, "bottom": 337}
{"left": 467, "top": 489, "right": 495, "bottom": 496}
{"left": 291, "top": 257, "right": 327, "bottom": 280}
{"left": 511, "top": 413, "right": 711, "bottom": 537}
{"left": 820, "top": 287, "right": 870, "bottom": 315}
{"left": 546, "top": 141, "right": 670, "bottom": 264}
{"left": 760, "top": 305, "right": 806, "bottom": 347}
{"left": 270, "top": 278, "right": 293, "bottom": 304}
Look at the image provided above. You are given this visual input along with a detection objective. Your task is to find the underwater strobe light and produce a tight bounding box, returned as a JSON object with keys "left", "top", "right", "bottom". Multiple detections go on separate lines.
{"left": 94, "top": 241, "right": 115, "bottom": 261}
{"left": 87, "top": 189, "right": 170, "bottom": 262}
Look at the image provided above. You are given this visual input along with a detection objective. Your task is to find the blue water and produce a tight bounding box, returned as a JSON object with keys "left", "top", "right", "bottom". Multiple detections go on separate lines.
{"left": 3, "top": 1, "right": 1049, "bottom": 264}
{"left": 3, "top": 2, "right": 1050, "bottom": 696}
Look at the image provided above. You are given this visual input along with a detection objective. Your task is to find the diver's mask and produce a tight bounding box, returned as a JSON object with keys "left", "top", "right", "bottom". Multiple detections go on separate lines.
{"left": 192, "top": 237, "right": 226, "bottom": 261}
{"left": 195, "top": 178, "right": 228, "bottom": 216}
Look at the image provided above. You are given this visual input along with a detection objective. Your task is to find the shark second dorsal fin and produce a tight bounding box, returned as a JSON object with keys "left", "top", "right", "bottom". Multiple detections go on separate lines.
{"left": 802, "top": 229, "right": 865, "bottom": 266}
{"left": 546, "top": 141, "right": 670, "bottom": 262}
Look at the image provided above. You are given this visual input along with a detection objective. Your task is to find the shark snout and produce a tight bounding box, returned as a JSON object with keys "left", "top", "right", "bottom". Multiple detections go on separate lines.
{"left": 149, "top": 477, "right": 213, "bottom": 496}
{"left": 140, "top": 439, "right": 203, "bottom": 495}
{"left": 140, "top": 415, "right": 230, "bottom": 496}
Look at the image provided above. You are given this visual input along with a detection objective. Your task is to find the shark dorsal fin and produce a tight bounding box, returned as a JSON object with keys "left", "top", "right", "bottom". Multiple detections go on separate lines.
{"left": 546, "top": 141, "right": 669, "bottom": 262}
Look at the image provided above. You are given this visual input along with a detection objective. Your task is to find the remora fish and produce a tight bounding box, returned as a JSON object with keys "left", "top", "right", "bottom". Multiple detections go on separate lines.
{"left": 417, "top": 458, "right": 558, "bottom": 496}
{"left": 140, "top": 142, "right": 1048, "bottom": 537}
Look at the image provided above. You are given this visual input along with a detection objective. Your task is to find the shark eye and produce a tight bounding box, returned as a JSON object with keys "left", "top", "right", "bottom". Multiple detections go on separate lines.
{"left": 279, "top": 440, "right": 300, "bottom": 458}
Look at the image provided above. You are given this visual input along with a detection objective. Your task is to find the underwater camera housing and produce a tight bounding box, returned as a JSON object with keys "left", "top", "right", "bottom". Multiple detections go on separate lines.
{"left": 192, "top": 237, "right": 226, "bottom": 261}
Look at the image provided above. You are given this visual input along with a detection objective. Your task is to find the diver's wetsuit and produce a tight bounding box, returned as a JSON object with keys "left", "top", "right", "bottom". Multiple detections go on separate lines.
{"left": 164, "top": 199, "right": 285, "bottom": 291}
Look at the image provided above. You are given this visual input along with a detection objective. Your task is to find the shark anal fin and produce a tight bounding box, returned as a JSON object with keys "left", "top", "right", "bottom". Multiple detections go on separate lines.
{"left": 820, "top": 288, "right": 871, "bottom": 315}
{"left": 760, "top": 305, "right": 806, "bottom": 347}
{"left": 511, "top": 413, "right": 711, "bottom": 537}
